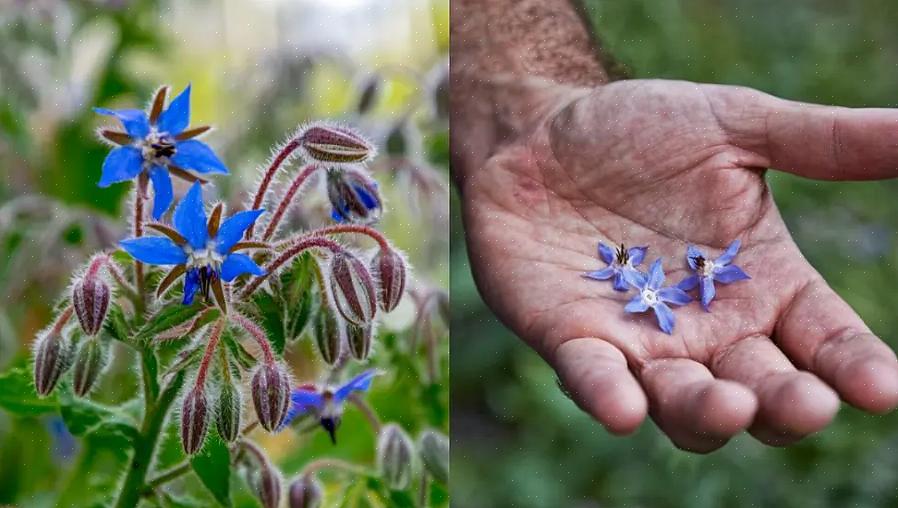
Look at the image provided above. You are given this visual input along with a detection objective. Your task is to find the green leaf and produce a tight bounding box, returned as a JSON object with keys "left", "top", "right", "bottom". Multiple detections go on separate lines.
{"left": 366, "top": 477, "right": 417, "bottom": 508}
{"left": 250, "top": 290, "right": 286, "bottom": 355}
{"left": 0, "top": 367, "right": 57, "bottom": 416}
{"left": 55, "top": 430, "right": 132, "bottom": 508}
{"left": 135, "top": 303, "right": 204, "bottom": 342}
{"left": 103, "top": 305, "right": 131, "bottom": 343}
{"left": 57, "top": 385, "right": 138, "bottom": 439}
{"left": 190, "top": 432, "right": 231, "bottom": 506}
{"left": 222, "top": 329, "right": 257, "bottom": 370}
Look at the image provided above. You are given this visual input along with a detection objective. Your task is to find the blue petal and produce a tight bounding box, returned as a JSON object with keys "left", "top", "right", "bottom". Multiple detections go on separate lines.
{"left": 715, "top": 239, "right": 742, "bottom": 266}
{"left": 119, "top": 237, "right": 187, "bottom": 265}
{"left": 173, "top": 182, "right": 208, "bottom": 249}
{"left": 215, "top": 209, "right": 265, "bottom": 254}
{"left": 157, "top": 84, "right": 191, "bottom": 135}
{"left": 677, "top": 275, "right": 700, "bottom": 291}
{"left": 583, "top": 266, "right": 615, "bottom": 281}
{"left": 597, "top": 243, "right": 615, "bottom": 265}
{"left": 612, "top": 272, "right": 629, "bottom": 292}
{"left": 653, "top": 303, "right": 675, "bottom": 334}
{"left": 623, "top": 268, "right": 647, "bottom": 289}
{"left": 628, "top": 246, "right": 647, "bottom": 266}
{"left": 149, "top": 165, "right": 173, "bottom": 219}
{"left": 281, "top": 390, "right": 324, "bottom": 428}
{"left": 714, "top": 264, "right": 750, "bottom": 284}
{"left": 94, "top": 107, "right": 149, "bottom": 138}
{"left": 700, "top": 276, "right": 716, "bottom": 311}
{"left": 220, "top": 253, "right": 265, "bottom": 282}
{"left": 182, "top": 268, "right": 200, "bottom": 305}
{"left": 624, "top": 294, "right": 649, "bottom": 313}
{"left": 659, "top": 287, "right": 692, "bottom": 306}
{"left": 686, "top": 245, "right": 704, "bottom": 271}
{"left": 335, "top": 369, "right": 378, "bottom": 402}
{"left": 355, "top": 183, "right": 379, "bottom": 210}
{"left": 172, "top": 140, "right": 229, "bottom": 174}
{"left": 99, "top": 146, "right": 144, "bottom": 187}
{"left": 647, "top": 259, "right": 665, "bottom": 290}
{"left": 331, "top": 208, "right": 347, "bottom": 222}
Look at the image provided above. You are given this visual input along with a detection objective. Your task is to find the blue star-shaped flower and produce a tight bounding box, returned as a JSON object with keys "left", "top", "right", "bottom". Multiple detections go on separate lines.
{"left": 118, "top": 182, "right": 265, "bottom": 311}
{"left": 281, "top": 369, "right": 378, "bottom": 443}
{"left": 584, "top": 242, "right": 647, "bottom": 291}
{"left": 678, "top": 239, "right": 750, "bottom": 311}
{"left": 95, "top": 85, "right": 229, "bottom": 219}
{"left": 623, "top": 259, "right": 691, "bottom": 334}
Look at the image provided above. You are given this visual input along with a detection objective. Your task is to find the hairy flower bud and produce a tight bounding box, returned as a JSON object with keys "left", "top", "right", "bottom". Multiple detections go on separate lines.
{"left": 299, "top": 123, "right": 374, "bottom": 164}
{"left": 419, "top": 430, "right": 449, "bottom": 485}
{"left": 356, "top": 74, "right": 381, "bottom": 115}
{"left": 181, "top": 387, "right": 209, "bottom": 455}
{"left": 326, "top": 167, "right": 382, "bottom": 224}
{"left": 314, "top": 306, "right": 343, "bottom": 366}
{"left": 72, "top": 271, "right": 110, "bottom": 336}
{"left": 288, "top": 474, "right": 323, "bottom": 508}
{"left": 252, "top": 363, "right": 291, "bottom": 432}
{"left": 373, "top": 248, "right": 406, "bottom": 312}
{"left": 243, "top": 442, "right": 283, "bottom": 508}
{"left": 329, "top": 251, "right": 377, "bottom": 326}
{"left": 377, "top": 423, "right": 415, "bottom": 490}
{"left": 72, "top": 337, "right": 107, "bottom": 397}
{"left": 33, "top": 330, "right": 71, "bottom": 397}
{"left": 216, "top": 381, "right": 242, "bottom": 442}
{"left": 346, "top": 323, "right": 372, "bottom": 361}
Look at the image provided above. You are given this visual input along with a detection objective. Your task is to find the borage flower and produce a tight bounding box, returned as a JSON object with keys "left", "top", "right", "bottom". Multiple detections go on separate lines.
{"left": 326, "top": 166, "right": 382, "bottom": 224}
{"left": 584, "top": 242, "right": 647, "bottom": 292}
{"left": 119, "top": 182, "right": 266, "bottom": 311}
{"left": 678, "top": 240, "right": 750, "bottom": 311}
{"left": 95, "top": 85, "right": 228, "bottom": 219}
{"left": 623, "top": 259, "right": 691, "bottom": 334}
{"left": 280, "top": 370, "right": 378, "bottom": 444}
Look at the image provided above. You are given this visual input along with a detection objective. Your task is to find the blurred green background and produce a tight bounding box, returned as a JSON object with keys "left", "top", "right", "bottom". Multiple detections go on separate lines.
{"left": 452, "top": 1, "right": 898, "bottom": 507}
{"left": 0, "top": 0, "right": 448, "bottom": 506}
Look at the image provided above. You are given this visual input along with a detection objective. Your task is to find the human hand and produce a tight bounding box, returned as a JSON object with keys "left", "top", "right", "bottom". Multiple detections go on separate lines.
{"left": 460, "top": 78, "right": 898, "bottom": 452}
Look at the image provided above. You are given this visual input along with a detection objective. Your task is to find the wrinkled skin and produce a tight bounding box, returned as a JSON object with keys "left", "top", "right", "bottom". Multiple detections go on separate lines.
{"left": 461, "top": 79, "right": 898, "bottom": 452}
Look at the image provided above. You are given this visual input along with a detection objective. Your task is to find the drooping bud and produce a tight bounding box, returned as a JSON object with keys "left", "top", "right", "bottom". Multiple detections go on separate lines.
{"left": 419, "top": 430, "right": 449, "bottom": 485}
{"left": 298, "top": 123, "right": 375, "bottom": 164}
{"left": 181, "top": 387, "right": 209, "bottom": 455}
{"left": 33, "top": 330, "right": 72, "bottom": 397}
{"left": 356, "top": 74, "right": 381, "bottom": 115}
{"left": 329, "top": 251, "right": 377, "bottom": 326}
{"left": 326, "top": 167, "right": 382, "bottom": 224}
{"left": 346, "top": 323, "right": 372, "bottom": 361}
{"left": 72, "top": 267, "right": 110, "bottom": 336}
{"left": 385, "top": 121, "right": 410, "bottom": 156}
{"left": 373, "top": 247, "right": 406, "bottom": 312}
{"left": 314, "top": 306, "right": 343, "bottom": 366}
{"left": 215, "top": 381, "right": 242, "bottom": 442}
{"left": 242, "top": 441, "right": 282, "bottom": 508}
{"left": 377, "top": 423, "right": 415, "bottom": 490}
{"left": 251, "top": 362, "right": 291, "bottom": 432}
{"left": 72, "top": 337, "right": 107, "bottom": 397}
{"left": 288, "top": 474, "right": 323, "bottom": 508}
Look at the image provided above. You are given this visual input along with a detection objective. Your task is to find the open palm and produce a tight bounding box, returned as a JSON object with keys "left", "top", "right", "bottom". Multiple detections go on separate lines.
{"left": 461, "top": 79, "right": 898, "bottom": 452}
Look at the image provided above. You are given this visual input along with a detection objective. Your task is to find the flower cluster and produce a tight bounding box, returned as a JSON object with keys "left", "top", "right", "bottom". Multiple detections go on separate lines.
{"left": 584, "top": 240, "right": 750, "bottom": 334}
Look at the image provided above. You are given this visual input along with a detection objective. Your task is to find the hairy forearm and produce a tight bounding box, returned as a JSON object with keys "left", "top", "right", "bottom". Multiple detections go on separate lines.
{"left": 450, "top": 0, "right": 611, "bottom": 183}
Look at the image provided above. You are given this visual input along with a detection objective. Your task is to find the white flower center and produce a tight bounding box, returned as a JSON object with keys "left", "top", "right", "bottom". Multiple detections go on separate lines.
{"left": 700, "top": 260, "right": 716, "bottom": 278}
{"left": 185, "top": 242, "right": 223, "bottom": 271}
{"left": 139, "top": 128, "right": 176, "bottom": 165}
{"left": 642, "top": 288, "right": 659, "bottom": 305}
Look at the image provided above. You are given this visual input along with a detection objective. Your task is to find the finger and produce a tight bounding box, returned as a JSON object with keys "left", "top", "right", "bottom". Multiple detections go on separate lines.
{"left": 639, "top": 358, "right": 757, "bottom": 453}
{"left": 554, "top": 338, "right": 648, "bottom": 435}
{"left": 776, "top": 279, "right": 898, "bottom": 413}
{"left": 757, "top": 92, "right": 898, "bottom": 180}
{"left": 712, "top": 335, "right": 840, "bottom": 446}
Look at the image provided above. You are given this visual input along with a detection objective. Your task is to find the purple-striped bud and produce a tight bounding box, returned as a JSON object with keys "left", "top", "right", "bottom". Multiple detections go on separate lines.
{"left": 288, "top": 474, "right": 323, "bottom": 508}
{"left": 326, "top": 167, "right": 382, "bottom": 225}
{"left": 377, "top": 423, "right": 415, "bottom": 490}
{"left": 346, "top": 323, "right": 372, "bottom": 361}
{"left": 373, "top": 248, "right": 406, "bottom": 312}
{"left": 243, "top": 444, "right": 283, "bottom": 508}
{"left": 251, "top": 362, "right": 291, "bottom": 432}
{"left": 181, "top": 387, "right": 209, "bottom": 455}
{"left": 72, "top": 337, "right": 107, "bottom": 397}
{"left": 298, "top": 123, "right": 375, "bottom": 164}
{"left": 314, "top": 306, "right": 343, "bottom": 366}
{"left": 33, "top": 330, "right": 72, "bottom": 397}
{"left": 215, "top": 381, "right": 242, "bottom": 442}
{"left": 72, "top": 271, "right": 110, "bottom": 336}
{"left": 329, "top": 251, "right": 377, "bottom": 326}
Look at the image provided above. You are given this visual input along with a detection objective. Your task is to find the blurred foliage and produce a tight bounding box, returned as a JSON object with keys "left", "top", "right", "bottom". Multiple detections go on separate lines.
{"left": 452, "top": 1, "right": 898, "bottom": 507}
{"left": 0, "top": 0, "right": 448, "bottom": 507}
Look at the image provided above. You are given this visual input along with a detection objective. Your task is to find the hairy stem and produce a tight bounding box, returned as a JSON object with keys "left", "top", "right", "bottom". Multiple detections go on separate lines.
{"left": 348, "top": 393, "right": 382, "bottom": 433}
{"left": 239, "top": 236, "right": 346, "bottom": 298}
{"left": 246, "top": 138, "right": 301, "bottom": 239}
{"left": 51, "top": 305, "right": 74, "bottom": 335}
{"left": 301, "top": 457, "right": 370, "bottom": 476}
{"left": 133, "top": 185, "right": 146, "bottom": 313}
{"left": 317, "top": 223, "right": 390, "bottom": 250}
{"left": 230, "top": 312, "right": 275, "bottom": 364}
{"left": 194, "top": 318, "right": 225, "bottom": 387}
{"left": 261, "top": 163, "right": 320, "bottom": 241}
